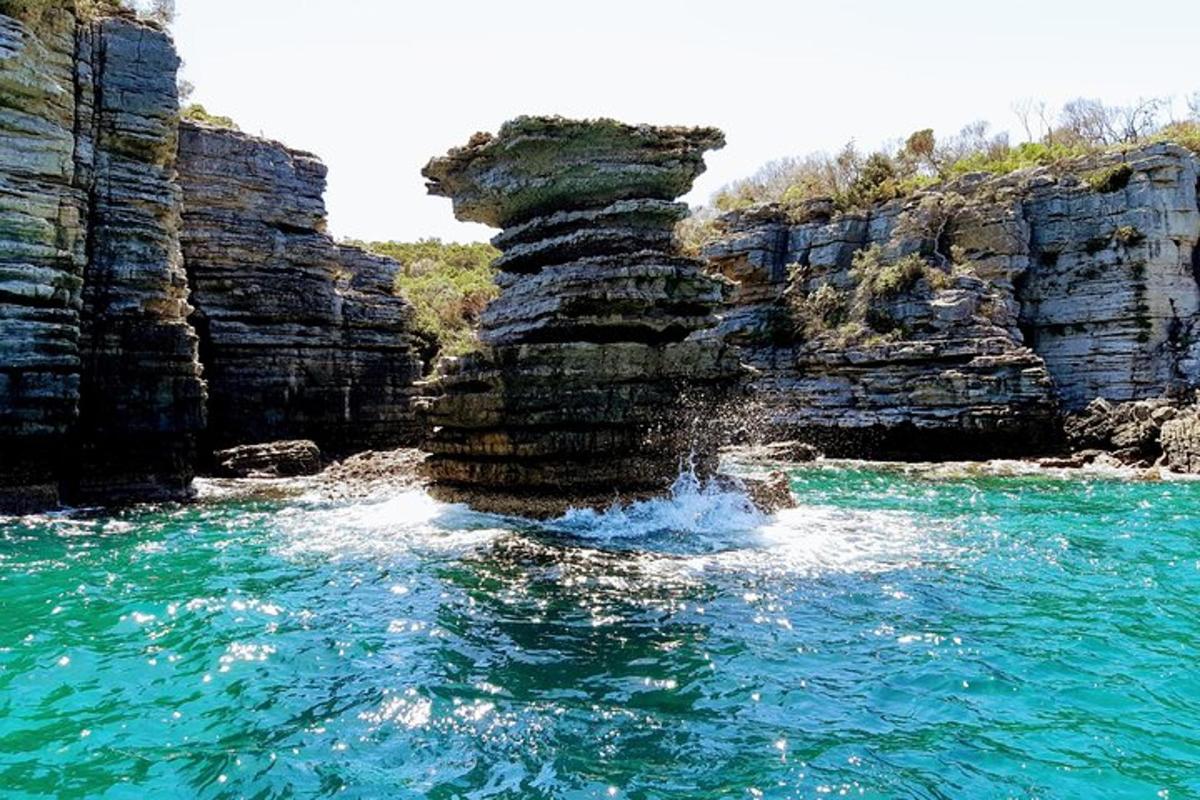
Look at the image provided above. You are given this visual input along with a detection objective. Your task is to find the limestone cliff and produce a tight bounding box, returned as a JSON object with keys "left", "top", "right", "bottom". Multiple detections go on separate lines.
{"left": 0, "top": 2, "right": 87, "bottom": 511}
{"left": 0, "top": 4, "right": 204, "bottom": 509}
{"left": 176, "top": 122, "right": 423, "bottom": 456}
{"left": 70, "top": 15, "right": 206, "bottom": 504}
{"left": 704, "top": 144, "right": 1200, "bottom": 457}
{"left": 0, "top": 5, "right": 422, "bottom": 513}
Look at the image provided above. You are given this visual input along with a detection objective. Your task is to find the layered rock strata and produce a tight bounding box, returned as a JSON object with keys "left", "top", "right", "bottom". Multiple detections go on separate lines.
{"left": 70, "top": 15, "right": 206, "bottom": 504}
{"left": 0, "top": 3, "right": 87, "bottom": 511}
{"left": 176, "top": 122, "right": 424, "bottom": 457}
{"left": 0, "top": 5, "right": 422, "bottom": 513}
{"left": 1161, "top": 408, "right": 1200, "bottom": 474}
{"left": 0, "top": 4, "right": 204, "bottom": 510}
{"left": 213, "top": 439, "right": 322, "bottom": 478}
{"left": 420, "top": 116, "right": 741, "bottom": 515}
{"left": 705, "top": 144, "right": 1200, "bottom": 457}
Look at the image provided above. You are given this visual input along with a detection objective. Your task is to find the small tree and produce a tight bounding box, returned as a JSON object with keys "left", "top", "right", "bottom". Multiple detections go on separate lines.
{"left": 1012, "top": 98, "right": 1051, "bottom": 143}
{"left": 144, "top": 0, "right": 173, "bottom": 24}
{"left": 901, "top": 129, "right": 937, "bottom": 175}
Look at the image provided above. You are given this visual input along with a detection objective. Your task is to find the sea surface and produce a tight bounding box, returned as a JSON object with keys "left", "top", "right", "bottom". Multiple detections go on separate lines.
{"left": 1, "top": 464, "right": 1198, "bottom": 799}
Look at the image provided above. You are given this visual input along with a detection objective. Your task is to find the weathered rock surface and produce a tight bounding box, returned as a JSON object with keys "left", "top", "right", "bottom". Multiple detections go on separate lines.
{"left": 1020, "top": 149, "right": 1200, "bottom": 407}
{"left": 1, "top": 5, "right": 204, "bottom": 510}
{"left": 0, "top": 2, "right": 86, "bottom": 511}
{"left": 213, "top": 439, "right": 322, "bottom": 478}
{"left": 1, "top": 7, "right": 423, "bottom": 513}
{"left": 1056, "top": 394, "right": 1200, "bottom": 469}
{"left": 177, "top": 122, "right": 424, "bottom": 457}
{"left": 707, "top": 196, "right": 1059, "bottom": 458}
{"left": 1161, "top": 408, "right": 1200, "bottom": 474}
{"left": 69, "top": 15, "right": 206, "bottom": 505}
{"left": 1064, "top": 396, "right": 1179, "bottom": 463}
{"left": 420, "top": 116, "right": 741, "bottom": 515}
{"left": 705, "top": 144, "right": 1200, "bottom": 457}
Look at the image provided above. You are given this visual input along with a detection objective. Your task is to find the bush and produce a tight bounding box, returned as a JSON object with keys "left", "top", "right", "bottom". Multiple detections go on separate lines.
{"left": 790, "top": 283, "right": 849, "bottom": 338}
{"left": 851, "top": 247, "right": 934, "bottom": 301}
{"left": 674, "top": 208, "right": 721, "bottom": 257}
{"left": 789, "top": 247, "right": 949, "bottom": 344}
{"left": 357, "top": 238, "right": 499, "bottom": 359}
{"left": 1086, "top": 163, "right": 1133, "bottom": 193}
{"left": 945, "top": 140, "right": 1091, "bottom": 176}
{"left": 1150, "top": 120, "right": 1200, "bottom": 154}
{"left": 181, "top": 103, "right": 239, "bottom": 130}
{"left": 700, "top": 93, "right": 1200, "bottom": 223}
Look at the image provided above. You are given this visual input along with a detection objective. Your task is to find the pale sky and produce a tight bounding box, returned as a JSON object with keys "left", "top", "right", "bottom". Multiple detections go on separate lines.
{"left": 172, "top": 0, "right": 1199, "bottom": 244}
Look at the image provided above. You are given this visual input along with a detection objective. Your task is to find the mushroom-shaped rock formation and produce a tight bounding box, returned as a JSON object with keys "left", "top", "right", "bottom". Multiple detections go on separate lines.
{"left": 420, "top": 116, "right": 742, "bottom": 516}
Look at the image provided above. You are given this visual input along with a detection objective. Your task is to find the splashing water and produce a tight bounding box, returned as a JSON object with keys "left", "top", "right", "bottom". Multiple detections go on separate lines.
{"left": 2, "top": 462, "right": 1200, "bottom": 798}
{"left": 552, "top": 469, "right": 766, "bottom": 541}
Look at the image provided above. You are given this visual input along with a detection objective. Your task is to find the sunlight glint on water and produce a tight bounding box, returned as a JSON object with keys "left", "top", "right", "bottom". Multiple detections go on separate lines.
{"left": 1, "top": 464, "right": 1199, "bottom": 798}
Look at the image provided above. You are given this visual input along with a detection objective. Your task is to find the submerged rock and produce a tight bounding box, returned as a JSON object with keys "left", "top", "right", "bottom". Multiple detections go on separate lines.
{"left": 420, "top": 116, "right": 742, "bottom": 516}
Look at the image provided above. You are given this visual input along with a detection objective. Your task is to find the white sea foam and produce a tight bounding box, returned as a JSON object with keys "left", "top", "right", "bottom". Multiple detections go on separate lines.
{"left": 274, "top": 489, "right": 504, "bottom": 559}
{"left": 272, "top": 468, "right": 951, "bottom": 578}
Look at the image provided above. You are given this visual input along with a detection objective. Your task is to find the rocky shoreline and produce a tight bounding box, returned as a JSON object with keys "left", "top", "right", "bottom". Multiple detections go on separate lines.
{"left": 3, "top": 3, "right": 1200, "bottom": 518}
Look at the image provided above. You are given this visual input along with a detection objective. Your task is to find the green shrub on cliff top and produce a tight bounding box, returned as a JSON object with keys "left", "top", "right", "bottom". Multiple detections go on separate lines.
{"left": 358, "top": 238, "right": 499, "bottom": 359}
{"left": 181, "top": 103, "right": 239, "bottom": 131}
{"left": 2, "top": 0, "right": 171, "bottom": 25}
{"left": 708, "top": 94, "right": 1200, "bottom": 219}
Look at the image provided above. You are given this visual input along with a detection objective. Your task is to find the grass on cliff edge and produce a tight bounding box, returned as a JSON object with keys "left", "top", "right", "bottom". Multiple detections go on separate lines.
{"left": 354, "top": 238, "right": 499, "bottom": 360}
{"left": 181, "top": 103, "right": 239, "bottom": 131}
{"left": 708, "top": 115, "right": 1200, "bottom": 220}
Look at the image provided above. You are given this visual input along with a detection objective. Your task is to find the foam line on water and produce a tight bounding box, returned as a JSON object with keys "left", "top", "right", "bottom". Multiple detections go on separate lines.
{"left": 270, "top": 469, "right": 952, "bottom": 578}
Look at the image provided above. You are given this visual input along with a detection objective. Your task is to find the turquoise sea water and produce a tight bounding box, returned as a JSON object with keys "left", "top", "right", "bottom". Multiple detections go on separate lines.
{"left": 1, "top": 465, "right": 1199, "bottom": 799}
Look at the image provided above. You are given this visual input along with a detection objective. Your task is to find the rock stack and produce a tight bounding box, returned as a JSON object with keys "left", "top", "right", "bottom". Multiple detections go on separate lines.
{"left": 419, "top": 116, "right": 741, "bottom": 516}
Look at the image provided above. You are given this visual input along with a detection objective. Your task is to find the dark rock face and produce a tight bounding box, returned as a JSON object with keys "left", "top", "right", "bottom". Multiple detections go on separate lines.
{"left": 0, "top": 6, "right": 204, "bottom": 510}
{"left": 1, "top": 8, "right": 423, "bottom": 514}
{"left": 0, "top": 3, "right": 86, "bottom": 512}
{"left": 705, "top": 144, "right": 1200, "bottom": 458}
{"left": 69, "top": 16, "right": 206, "bottom": 505}
{"left": 420, "top": 116, "right": 741, "bottom": 515}
{"left": 214, "top": 440, "right": 322, "bottom": 478}
{"left": 176, "top": 122, "right": 424, "bottom": 457}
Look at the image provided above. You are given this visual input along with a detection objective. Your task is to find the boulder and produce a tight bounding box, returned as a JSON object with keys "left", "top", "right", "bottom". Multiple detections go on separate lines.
{"left": 214, "top": 440, "right": 323, "bottom": 478}
{"left": 1161, "top": 410, "right": 1200, "bottom": 474}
